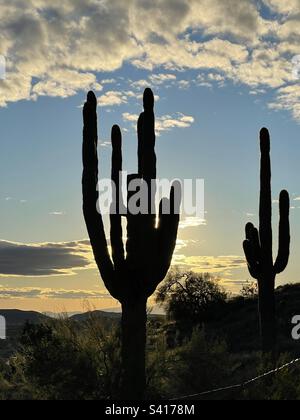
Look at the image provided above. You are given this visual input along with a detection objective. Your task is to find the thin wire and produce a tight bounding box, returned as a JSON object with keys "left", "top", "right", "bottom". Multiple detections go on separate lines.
{"left": 169, "top": 357, "right": 300, "bottom": 400}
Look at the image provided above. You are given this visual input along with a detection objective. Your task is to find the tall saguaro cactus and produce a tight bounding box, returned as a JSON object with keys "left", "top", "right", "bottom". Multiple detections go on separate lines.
{"left": 243, "top": 128, "right": 290, "bottom": 352}
{"left": 82, "top": 88, "right": 180, "bottom": 399}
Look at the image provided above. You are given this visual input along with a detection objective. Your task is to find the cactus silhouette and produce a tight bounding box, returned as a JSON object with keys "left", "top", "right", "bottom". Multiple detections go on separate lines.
{"left": 82, "top": 88, "right": 180, "bottom": 399}
{"left": 243, "top": 128, "right": 290, "bottom": 352}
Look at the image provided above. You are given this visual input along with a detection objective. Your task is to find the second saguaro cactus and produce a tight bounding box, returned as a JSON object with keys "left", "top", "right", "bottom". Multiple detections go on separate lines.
{"left": 82, "top": 88, "right": 180, "bottom": 399}
{"left": 243, "top": 128, "right": 290, "bottom": 352}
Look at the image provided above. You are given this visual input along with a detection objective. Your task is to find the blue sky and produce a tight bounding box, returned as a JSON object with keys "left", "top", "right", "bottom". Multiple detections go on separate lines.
{"left": 0, "top": 0, "right": 299, "bottom": 312}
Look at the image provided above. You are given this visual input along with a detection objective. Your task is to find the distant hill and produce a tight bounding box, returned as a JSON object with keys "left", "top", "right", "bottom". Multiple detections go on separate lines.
{"left": 0, "top": 308, "right": 163, "bottom": 328}
{"left": 71, "top": 310, "right": 164, "bottom": 322}
{"left": 71, "top": 310, "right": 121, "bottom": 322}
{"left": 0, "top": 310, "right": 49, "bottom": 327}
{"left": 0, "top": 310, "right": 49, "bottom": 359}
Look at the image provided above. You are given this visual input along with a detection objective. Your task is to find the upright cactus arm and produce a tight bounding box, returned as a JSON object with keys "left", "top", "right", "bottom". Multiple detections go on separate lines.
{"left": 110, "top": 125, "right": 125, "bottom": 269}
{"left": 274, "top": 190, "right": 290, "bottom": 274}
{"left": 156, "top": 185, "right": 181, "bottom": 284}
{"left": 127, "top": 91, "right": 154, "bottom": 273}
{"left": 82, "top": 91, "right": 116, "bottom": 298}
{"left": 136, "top": 89, "right": 181, "bottom": 293}
{"left": 138, "top": 88, "right": 156, "bottom": 182}
{"left": 259, "top": 128, "right": 273, "bottom": 267}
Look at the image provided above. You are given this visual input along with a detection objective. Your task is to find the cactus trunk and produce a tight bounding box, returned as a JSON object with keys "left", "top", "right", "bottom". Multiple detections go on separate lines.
{"left": 121, "top": 298, "right": 147, "bottom": 400}
{"left": 258, "top": 276, "right": 276, "bottom": 352}
{"left": 82, "top": 89, "right": 180, "bottom": 399}
{"left": 243, "top": 128, "right": 290, "bottom": 353}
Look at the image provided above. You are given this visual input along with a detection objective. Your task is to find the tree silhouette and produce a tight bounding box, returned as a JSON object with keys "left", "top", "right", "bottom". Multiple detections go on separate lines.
{"left": 156, "top": 270, "right": 227, "bottom": 326}
{"left": 243, "top": 128, "right": 290, "bottom": 353}
{"left": 82, "top": 88, "right": 180, "bottom": 399}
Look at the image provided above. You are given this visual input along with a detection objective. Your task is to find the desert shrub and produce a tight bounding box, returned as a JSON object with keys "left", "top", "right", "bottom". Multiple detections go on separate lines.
{"left": 16, "top": 316, "right": 122, "bottom": 400}
{"left": 153, "top": 328, "right": 231, "bottom": 399}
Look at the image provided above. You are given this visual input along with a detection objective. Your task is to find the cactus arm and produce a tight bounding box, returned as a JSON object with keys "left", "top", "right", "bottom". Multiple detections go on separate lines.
{"left": 111, "top": 125, "right": 123, "bottom": 197}
{"left": 137, "top": 113, "right": 144, "bottom": 178}
{"left": 274, "top": 190, "right": 290, "bottom": 274}
{"left": 245, "top": 224, "right": 260, "bottom": 258}
{"left": 126, "top": 174, "right": 143, "bottom": 271}
{"left": 138, "top": 88, "right": 157, "bottom": 182}
{"left": 156, "top": 184, "right": 181, "bottom": 284}
{"left": 141, "top": 89, "right": 158, "bottom": 281}
{"left": 110, "top": 125, "right": 125, "bottom": 268}
{"left": 82, "top": 91, "right": 115, "bottom": 296}
{"left": 243, "top": 223, "right": 261, "bottom": 279}
{"left": 243, "top": 240, "right": 260, "bottom": 279}
{"left": 259, "top": 128, "right": 273, "bottom": 267}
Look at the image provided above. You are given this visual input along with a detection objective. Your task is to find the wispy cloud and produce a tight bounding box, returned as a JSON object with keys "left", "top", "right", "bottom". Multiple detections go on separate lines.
{"left": 131, "top": 80, "right": 150, "bottom": 90}
{"left": 149, "top": 74, "right": 177, "bottom": 85}
{"left": 179, "top": 217, "right": 206, "bottom": 229}
{"left": 0, "top": 286, "right": 111, "bottom": 300}
{"left": 123, "top": 112, "right": 195, "bottom": 134}
{"left": 172, "top": 253, "right": 246, "bottom": 275}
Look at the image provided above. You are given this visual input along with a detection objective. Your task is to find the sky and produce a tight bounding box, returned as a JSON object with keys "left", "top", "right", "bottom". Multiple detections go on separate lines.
{"left": 0, "top": 0, "right": 299, "bottom": 313}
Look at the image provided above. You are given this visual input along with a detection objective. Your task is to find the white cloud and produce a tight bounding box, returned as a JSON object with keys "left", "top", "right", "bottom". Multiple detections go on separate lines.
{"left": 156, "top": 113, "right": 195, "bottom": 133}
{"left": 130, "top": 80, "right": 150, "bottom": 90}
{"left": 149, "top": 73, "right": 177, "bottom": 85}
{"left": 123, "top": 112, "right": 195, "bottom": 133}
{"left": 269, "top": 84, "right": 300, "bottom": 120}
{"left": 262, "top": 0, "right": 300, "bottom": 15}
{"left": 0, "top": 0, "right": 299, "bottom": 120}
{"left": 178, "top": 80, "right": 191, "bottom": 89}
{"left": 102, "top": 78, "right": 117, "bottom": 85}
{"left": 122, "top": 112, "right": 139, "bottom": 123}
{"left": 179, "top": 217, "right": 206, "bottom": 229}
{"left": 32, "top": 70, "right": 102, "bottom": 98}
{"left": 98, "top": 90, "right": 128, "bottom": 107}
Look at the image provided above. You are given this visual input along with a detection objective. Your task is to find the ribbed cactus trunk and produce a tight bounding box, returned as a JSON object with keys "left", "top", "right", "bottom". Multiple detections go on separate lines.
{"left": 243, "top": 128, "right": 290, "bottom": 353}
{"left": 258, "top": 277, "right": 276, "bottom": 352}
{"left": 82, "top": 88, "right": 180, "bottom": 399}
{"left": 121, "top": 298, "right": 147, "bottom": 400}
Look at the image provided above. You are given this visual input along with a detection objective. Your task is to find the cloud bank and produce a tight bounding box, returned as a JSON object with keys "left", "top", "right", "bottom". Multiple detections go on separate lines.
{"left": 0, "top": 0, "right": 299, "bottom": 119}
{"left": 0, "top": 239, "right": 93, "bottom": 276}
